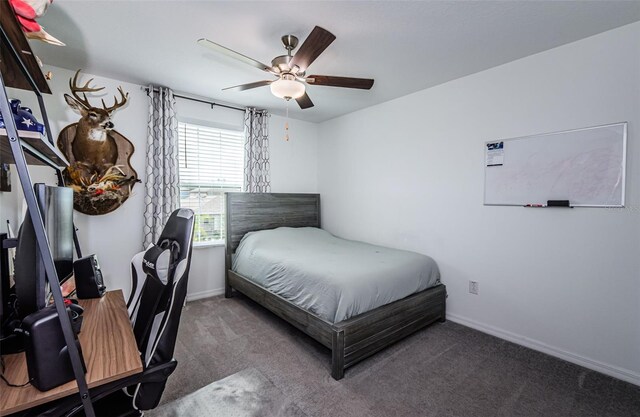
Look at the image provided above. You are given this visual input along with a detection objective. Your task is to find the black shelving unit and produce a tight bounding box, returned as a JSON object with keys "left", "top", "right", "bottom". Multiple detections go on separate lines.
{"left": 0, "top": 3, "right": 96, "bottom": 416}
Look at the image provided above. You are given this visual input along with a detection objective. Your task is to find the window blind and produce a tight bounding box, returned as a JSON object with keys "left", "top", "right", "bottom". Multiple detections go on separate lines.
{"left": 178, "top": 122, "right": 244, "bottom": 243}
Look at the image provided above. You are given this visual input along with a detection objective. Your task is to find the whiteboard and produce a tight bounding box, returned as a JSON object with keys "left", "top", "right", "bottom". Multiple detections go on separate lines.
{"left": 484, "top": 122, "right": 627, "bottom": 207}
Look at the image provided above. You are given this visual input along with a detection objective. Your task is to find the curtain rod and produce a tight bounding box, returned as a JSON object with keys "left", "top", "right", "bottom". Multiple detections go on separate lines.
{"left": 142, "top": 86, "right": 253, "bottom": 113}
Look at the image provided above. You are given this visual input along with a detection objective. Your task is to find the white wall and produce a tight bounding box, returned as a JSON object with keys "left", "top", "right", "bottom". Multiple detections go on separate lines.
{"left": 317, "top": 22, "right": 640, "bottom": 385}
{"left": 0, "top": 66, "right": 318, "bottom": 300}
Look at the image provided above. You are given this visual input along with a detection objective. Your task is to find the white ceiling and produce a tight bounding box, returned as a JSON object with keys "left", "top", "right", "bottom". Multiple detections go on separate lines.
{"left": 33, "top": 1, "right": 640, "bottom": 123}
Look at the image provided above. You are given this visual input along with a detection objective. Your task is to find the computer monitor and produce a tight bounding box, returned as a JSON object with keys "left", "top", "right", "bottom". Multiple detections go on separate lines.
{"left": 13, "top": 184, "right": 74, "bottom": 319}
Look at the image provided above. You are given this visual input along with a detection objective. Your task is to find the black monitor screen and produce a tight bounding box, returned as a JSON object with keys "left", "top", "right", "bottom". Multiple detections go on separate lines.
{"left": 37, "top": 184, "right": 74, "bottom": 281}
{"left": 13, "top": 184, "right": 74, "bottom": 318}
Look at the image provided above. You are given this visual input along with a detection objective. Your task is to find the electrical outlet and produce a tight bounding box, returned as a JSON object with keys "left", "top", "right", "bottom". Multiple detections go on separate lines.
{"left": 469, "top": 281, "right": 479, "bottom": 295}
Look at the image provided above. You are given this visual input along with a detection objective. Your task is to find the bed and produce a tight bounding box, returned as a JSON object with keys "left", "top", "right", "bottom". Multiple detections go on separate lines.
{"left": 225, "top": 192, "right": 446, "bottom": 380}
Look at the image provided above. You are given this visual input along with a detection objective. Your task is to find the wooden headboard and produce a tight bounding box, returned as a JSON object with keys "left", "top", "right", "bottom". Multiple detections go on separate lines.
{"left": 225, "top": 192, "right": 321, "bottom": 254}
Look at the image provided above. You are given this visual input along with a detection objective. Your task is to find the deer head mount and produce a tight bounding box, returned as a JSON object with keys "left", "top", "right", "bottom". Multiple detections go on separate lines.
{"left": 64, "top": 69, "right": 128, "bottom": 144}
{"left": 57, "top": 69, "right": 138, "bottom": 215}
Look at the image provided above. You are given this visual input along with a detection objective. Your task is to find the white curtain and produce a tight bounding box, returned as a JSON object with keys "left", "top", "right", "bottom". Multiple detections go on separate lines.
{"left": 143, "top": 86, "right": 179, "bottom": 248}
{"left": 243, "top": 108, "right": 271, "bottom": 193}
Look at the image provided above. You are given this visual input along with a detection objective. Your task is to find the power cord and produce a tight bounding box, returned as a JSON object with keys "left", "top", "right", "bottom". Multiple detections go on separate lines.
{"left": 0, "top": 342, "right": 32, "bottom": 388}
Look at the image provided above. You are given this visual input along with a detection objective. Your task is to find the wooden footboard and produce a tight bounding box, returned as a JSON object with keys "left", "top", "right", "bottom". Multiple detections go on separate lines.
{"left": 335, "top": 283, "right": 446, "bottom": 378}
{"left": 227, "top": 270, "right": 446, "bottom": 380}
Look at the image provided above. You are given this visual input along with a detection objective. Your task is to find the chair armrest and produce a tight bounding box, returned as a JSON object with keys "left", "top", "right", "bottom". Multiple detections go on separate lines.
{"left": 139, "top": 359, "right": 177, "bottom": 383}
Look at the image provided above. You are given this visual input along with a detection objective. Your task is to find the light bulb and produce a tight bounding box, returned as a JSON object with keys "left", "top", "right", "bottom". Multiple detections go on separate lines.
{"left": 270, "top": 76, "right": 305, "bottom": 100}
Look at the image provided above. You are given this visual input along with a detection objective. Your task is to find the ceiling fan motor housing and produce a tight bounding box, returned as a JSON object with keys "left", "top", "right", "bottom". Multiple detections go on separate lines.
{"left": 272, "top": 34, "right": 302, "bottom": 74}
{"left": 272, "top": 55, "right": 293, "bottom": 73}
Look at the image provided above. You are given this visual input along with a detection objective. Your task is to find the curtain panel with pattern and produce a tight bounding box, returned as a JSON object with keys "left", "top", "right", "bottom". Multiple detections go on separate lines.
{"left": 143, "top": 86, "right": 179, "bottom": 248}
{"left": 243, "top": 108, "right": 271, "bottom": 193}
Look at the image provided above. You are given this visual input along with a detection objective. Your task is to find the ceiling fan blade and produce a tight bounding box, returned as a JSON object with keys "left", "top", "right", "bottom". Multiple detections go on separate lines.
{"left": 296, "top": 92, "right": 314, "bottom": 109}
{"left": 289, "top": 26, "right": 336, "bottom": 72}
{"left": 197, "top": 38, "right": 274, "bottom": 73}
{"left": 222, "top": 80, "right": 273, "bottom": 91}
{"left": 306, "top": 75, "right": 374, "bottom": 90}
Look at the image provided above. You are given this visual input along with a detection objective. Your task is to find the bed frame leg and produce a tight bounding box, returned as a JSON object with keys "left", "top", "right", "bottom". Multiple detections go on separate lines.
{"left": 331, "top": 329, "right": 345, "bottom": 380}
{"left": 225, "top": 272, "right": 233, "bottom": 298}
{"left": 438, "top": 292, "right": 447, "bottom": 322}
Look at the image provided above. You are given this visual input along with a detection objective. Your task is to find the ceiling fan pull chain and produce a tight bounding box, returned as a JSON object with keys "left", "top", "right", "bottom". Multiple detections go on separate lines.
{"left": 284, "top": 102, "right": 290, "bottom": 142}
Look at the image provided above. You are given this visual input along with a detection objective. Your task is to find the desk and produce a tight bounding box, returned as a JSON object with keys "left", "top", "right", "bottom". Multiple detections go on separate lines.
{"left": 0, "top": 290, "right": 143, "bottom": 415}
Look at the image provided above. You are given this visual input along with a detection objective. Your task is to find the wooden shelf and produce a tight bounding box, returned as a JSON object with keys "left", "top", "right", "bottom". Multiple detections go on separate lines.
{"left": 0, "top": 128, "right": 69, "bottom": 168}
{"left": 0, "top": 290, "right": 143, "bottom": 415}
{"left": 0, "top": 0, "right": 52, "bottom": 94}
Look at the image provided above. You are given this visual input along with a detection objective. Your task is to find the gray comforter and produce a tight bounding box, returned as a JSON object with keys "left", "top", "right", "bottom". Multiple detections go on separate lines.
{"left": 232, "top": 227, "right": 440, "bottom": 323}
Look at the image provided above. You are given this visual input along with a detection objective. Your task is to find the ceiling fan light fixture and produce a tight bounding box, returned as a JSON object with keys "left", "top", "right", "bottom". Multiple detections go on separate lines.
{"left": 270, "top": 77, "right": 306, "bottom": 100}
{"left": 200, "top": 26, "right": 373, "bottom": 110}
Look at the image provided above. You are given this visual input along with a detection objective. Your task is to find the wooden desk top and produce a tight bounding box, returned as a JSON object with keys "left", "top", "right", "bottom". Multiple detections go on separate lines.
{"left": 0, "top": 290, "right": 143, "bottom": 415}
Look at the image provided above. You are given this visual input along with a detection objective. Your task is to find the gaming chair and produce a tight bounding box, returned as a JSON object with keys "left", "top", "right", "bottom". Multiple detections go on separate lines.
{"left": 122, "top": 207, "right": 195, "bottom": 411}
{"left": 20, "top": 209, "right": 195, "bottom": 417}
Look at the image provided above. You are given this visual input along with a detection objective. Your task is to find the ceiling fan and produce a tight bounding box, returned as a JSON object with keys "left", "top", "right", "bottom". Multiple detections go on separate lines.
{"left": 197, "top": 26, "right": 374, "bottom": 109}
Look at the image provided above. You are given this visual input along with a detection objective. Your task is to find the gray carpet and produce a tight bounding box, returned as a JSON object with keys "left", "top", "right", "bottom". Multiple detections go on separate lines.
{"left": 149, "top": 294, "right": 640, "bottom": 417}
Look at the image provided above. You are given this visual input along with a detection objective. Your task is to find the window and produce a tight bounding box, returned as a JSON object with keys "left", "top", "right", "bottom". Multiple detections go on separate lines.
{"left": 178, "top": 122, "right": 244, "bottom": 244}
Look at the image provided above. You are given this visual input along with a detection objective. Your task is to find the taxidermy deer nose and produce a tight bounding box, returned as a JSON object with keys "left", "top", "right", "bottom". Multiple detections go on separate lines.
{"left": 105, "top": 121, "right": 114, "bottom": 129}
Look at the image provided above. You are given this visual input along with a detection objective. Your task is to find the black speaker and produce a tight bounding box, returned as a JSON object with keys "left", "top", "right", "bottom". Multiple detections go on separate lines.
{"left": 74, "top": 254, "right": 106, "bottom": 299}
{"left": 21, "top": 305, "right": 86, "bottom": 391}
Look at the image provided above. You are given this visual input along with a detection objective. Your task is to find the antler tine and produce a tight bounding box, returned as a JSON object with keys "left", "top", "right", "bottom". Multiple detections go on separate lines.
{"left": 81, "top": 78, "right": 104, "bottom": 92}
{"left": 69, "top": 69, "right": 105, "bottom": 108}
{"left": 102, "top": 86, "right": 129, "bottom": 113}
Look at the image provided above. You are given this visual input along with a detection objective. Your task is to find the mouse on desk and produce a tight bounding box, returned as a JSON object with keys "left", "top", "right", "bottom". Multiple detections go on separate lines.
{"left": 67, "top": 303, "right": 84, "bottom": 316}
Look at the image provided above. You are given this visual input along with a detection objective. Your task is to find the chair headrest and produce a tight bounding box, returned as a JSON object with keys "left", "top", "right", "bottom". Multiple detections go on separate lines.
{"left": 156, "top": 209, "right": 195, "bottom": 265}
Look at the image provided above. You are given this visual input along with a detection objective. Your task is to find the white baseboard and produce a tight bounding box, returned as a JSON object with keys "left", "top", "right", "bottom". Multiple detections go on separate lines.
{"left": 186, "top": 287, "right": 225, "bottom": 302}
{"left": 446, "top": 313, "right": 640, "bottom": 387}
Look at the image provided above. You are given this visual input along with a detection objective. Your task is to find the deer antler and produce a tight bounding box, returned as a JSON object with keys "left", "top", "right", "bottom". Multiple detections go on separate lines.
{"left": 101, "top": 86, "right": 129, "bottom": 113}
{"left": 69, "top": 69, "right": 105, "bottom": 109}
